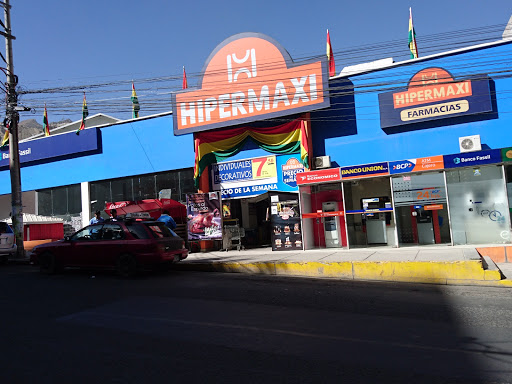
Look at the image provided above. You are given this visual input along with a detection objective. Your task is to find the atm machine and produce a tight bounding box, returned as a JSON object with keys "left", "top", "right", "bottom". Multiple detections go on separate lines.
{"left": 322, "top": 201, "right": 342, "bottom": 248}
{"left": 362, "top": 197, "right": 389, "bottom": 244}
{"left": 415, "top": 209, "right": 435, "bottom": 244}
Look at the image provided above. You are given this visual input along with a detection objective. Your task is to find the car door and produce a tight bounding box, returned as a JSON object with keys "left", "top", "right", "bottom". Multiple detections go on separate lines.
{"left": 67, "top": 224, "right": 105, "bottom": 267}
{"left": 95, "top": 223, "right": 127, "bottom": 268}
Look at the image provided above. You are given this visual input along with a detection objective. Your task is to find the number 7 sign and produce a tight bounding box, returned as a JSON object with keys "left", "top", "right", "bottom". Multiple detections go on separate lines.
{"left": 252, "top": 156, "right": 277, "bottom": 179}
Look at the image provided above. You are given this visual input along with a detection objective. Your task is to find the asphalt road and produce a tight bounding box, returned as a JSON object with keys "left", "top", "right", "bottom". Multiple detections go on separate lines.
{"left": 1, "top": 264, "right": 512, "bottom": 383}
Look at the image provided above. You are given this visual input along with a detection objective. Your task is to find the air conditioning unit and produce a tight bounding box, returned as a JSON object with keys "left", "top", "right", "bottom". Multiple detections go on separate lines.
{"left": 314, "top": 155, "right": 331, "bottom": 169}
{"left": 459, "top": 135, "right": 481, "bottom": 153}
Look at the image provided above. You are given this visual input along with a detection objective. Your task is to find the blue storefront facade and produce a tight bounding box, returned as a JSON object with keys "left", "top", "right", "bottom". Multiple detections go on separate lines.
{"left": 1, "top": 32, "right": 512, "bottom": 250}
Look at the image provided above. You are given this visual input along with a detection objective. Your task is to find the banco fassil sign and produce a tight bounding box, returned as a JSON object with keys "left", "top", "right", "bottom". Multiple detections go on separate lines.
{"left": 172, "top": 33, "right": 330, "bottom": 135}
{"left": 378, "top": 67, "right": 493, "bottom": 130}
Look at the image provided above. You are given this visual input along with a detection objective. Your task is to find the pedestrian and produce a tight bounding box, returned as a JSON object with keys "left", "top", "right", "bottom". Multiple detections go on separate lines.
{"left": 89, "top": 210, "right": 105, "bottom": 225}
{"left": 157, "top": 209, "right": 177, "bottom": 230}
{"left": 110, "top": 209, "right": 118, "bottom": 221}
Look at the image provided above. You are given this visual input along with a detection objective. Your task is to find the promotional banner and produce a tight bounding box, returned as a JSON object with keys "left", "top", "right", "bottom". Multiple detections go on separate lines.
{"left": 378, "top": 67, "right": 493, "bottom": 130}
{"left": 270, "top": 194, "right": 303, "bottom": 251}
{"left": 186, "top": 192, "right": 222, "bottom": 240}
{"left": 172, "top": 32, "right": 330, "bottom": 135}
{"left": 443, "top": 149, "right": 501, "bottom": 169}
{"left": 212, "top": 154, "right": 303, "bottom": 199}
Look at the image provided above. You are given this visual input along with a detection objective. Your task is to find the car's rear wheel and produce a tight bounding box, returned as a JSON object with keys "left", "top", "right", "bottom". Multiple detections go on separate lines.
{"left": 39, "top": 252, "right": 57, "bottom": 274}
{"left": 117, "top": 254, "right": 137, "bottom": 277}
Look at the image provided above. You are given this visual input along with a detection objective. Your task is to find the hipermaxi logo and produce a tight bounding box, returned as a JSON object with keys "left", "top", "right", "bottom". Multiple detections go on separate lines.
{"left": 378, "top": 67, "right": 493, "bottom": 130}
{"left": 172, "top": 33, "right": 330, "bottom": 135}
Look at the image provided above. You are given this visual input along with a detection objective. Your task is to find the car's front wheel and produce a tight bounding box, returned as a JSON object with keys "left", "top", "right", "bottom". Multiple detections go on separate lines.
{"left": 39, "top": 252, "right": 57, "bottom": 274}
{"left": 117, "top": 254, "right": 137, "bottom": 278}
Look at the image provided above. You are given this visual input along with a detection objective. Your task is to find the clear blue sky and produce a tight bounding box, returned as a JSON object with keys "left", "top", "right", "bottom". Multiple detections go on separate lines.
{"left": 8, "top": 0, "right": 512, "bottom": 124}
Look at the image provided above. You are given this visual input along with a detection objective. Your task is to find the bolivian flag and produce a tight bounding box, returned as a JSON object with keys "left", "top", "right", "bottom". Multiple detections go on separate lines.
{"left": 408, "top": 7, "right": 419, "bottom": 59}
{"left": 76, "top": 93, "right": 88, "bottom": 135}
{"left": 193, "top": 118, "right": 310, "bottom": 189}
{"left": 1, "top": 129, "right": 8, "bottom": 147}
{"left": 327, "top": 29, "right": 335, "bottom": 77}
{"left": 131, "top": 82, "right": 140, "bottom": 118}
{"left": 43, "top": 104, "right": 50, "bottom": 137}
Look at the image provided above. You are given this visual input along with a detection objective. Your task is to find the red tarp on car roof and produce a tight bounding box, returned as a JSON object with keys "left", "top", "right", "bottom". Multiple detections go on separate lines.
{"left": 104, "top": 199, "right": 186, "bottom": 223}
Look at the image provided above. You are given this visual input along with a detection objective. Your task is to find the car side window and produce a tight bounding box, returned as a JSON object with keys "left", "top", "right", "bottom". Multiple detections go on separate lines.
{"left": 101, "top": 223, "right": 125, "bottom": 240}
{"left": 71, "top": 225, "right": 104, "bottom": 241}
{"left": 127, "top": 223, "right": 150, "bottom": 239}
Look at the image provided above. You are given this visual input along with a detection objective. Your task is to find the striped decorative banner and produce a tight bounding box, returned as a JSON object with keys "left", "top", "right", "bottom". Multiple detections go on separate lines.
{"left": 194, "top": 118, "right": 310, "bottom": 189}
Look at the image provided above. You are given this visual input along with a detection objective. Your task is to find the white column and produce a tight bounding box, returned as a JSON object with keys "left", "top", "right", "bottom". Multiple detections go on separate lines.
{"left": 81, "top": 182, "right": 91, "bottom": 228}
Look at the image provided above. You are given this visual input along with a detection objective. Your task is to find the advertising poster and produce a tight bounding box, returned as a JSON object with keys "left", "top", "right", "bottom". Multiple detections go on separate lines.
{"left": 270, "top": 194, "right": 303, "bottom": 251}
{"left": 211, "top": 154, "right": 303, "bottom": 199}
{"left": 186, "top": 192, "right": 222, "bottom": 240}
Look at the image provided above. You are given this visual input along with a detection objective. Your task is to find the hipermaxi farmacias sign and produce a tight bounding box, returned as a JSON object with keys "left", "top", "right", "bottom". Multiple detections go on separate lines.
{"left": 172, "top": 33, "right": 330, "bottom": 135}
{"left": 378, "top": 67, "right": 493, "bottom": 130}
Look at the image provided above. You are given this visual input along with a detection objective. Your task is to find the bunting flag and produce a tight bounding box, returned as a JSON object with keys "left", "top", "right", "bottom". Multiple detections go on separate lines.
{"left": 408, "top": 7, "right": 419, "bottom": 59}
{"left": 1, "top": 129, "right": 8, "bottom": 148}
{"left": 43, "top": 104, "right": 50, "bottom": 137}
{"left": 326, "top": 29, "right": 335, "bottom": 77}
{"left": 193, "top": 118, "right": 309, "bottom": 188}
{"left": 182, "top": 66, "right": 188, "bottom": 89}
{"left": 76, "top": 93, "right": 88, "bottom": 135}
{"left": 131, "top": 82, "right": 140, "bottom": 118}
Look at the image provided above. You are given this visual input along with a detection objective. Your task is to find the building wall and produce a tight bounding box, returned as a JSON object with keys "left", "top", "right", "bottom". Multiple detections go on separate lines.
{"left": 0, "top": 115, "right": 194, "bottom": 194}
{"left": 0, "top": 191, "right": 35, "bottom": 219}
{"left": 312, "top": 41, "right": 512, "bottom": 167}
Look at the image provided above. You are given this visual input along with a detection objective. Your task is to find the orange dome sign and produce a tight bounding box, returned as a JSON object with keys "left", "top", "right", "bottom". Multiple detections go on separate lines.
{"left": 172, "top": 33, "right": 330, "bottom": 135}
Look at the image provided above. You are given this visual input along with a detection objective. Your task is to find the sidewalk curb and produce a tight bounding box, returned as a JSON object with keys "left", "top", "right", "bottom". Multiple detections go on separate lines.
{"left": 175, "top": 259, "right": 511, "bottom": 287}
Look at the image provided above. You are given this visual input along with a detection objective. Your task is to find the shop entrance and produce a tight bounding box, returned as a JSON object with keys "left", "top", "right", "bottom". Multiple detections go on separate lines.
{"left": 343, "top": 177, "right": 395, "bottom": 248}
{"left": 446, "top": 165, "right": 510, "bottom": 245}
{"left": 392, "top": 172, "right": 451, "bottom": 246}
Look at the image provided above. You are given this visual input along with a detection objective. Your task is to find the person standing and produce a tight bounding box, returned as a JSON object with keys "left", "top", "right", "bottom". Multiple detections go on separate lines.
{"left": 89, "top": 210, "right": 105, "bottom": 225}
{"left": 157, "top": 210, "right": 177, "bottom": 230}
{"left": 110, "top": 209, "right": 118, "bottom": 221}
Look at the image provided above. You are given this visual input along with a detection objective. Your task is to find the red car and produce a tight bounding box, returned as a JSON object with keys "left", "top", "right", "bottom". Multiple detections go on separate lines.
{"left": 30, "top": 219, "right": 188, "bottom": 277}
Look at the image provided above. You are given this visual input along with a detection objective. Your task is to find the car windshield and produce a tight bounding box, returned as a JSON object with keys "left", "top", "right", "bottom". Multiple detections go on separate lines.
{"left": 144, "top": 222, "right": 176, "bottom": 238}
{"left": 0, "top": 222, "right": 13, "bottom": 234}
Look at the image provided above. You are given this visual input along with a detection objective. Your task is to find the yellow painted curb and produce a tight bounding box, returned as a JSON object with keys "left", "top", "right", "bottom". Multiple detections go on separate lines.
{"left": 175, "top": 259, "right": 510, "bottom": 286}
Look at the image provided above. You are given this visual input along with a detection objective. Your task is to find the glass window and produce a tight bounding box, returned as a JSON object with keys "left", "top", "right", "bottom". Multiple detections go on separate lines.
{"left": 71, "top": 224, "right": 103, "bottom": 241}
{"left": 156, "top": 172, "right": 179, "bottom": 201}
{"left": 446, "top": 165, "right": 510, "bottom": 245}
{"left": 67, "top": 184, "right": 82, "bottom": 214}
{"left": 37, "top": 190, "right": 52, "bottom": 216}
{"left": 133, "top": 175, "right": 156, "bottom": 200}
{"left": 101, "top": 223, "right": 125, "bottom": 240}
{"left": 90, "top": 181, "right": 111, "bottom": 216}
{"left": 52, "top": 187, "right": 68, "bottom": 215}
{"left": 111, "top": 178, "right": 133, "bottom": 202}
{"left": 144, "top": 222, "right": 174, "bottom": 238}
{"left": 127, "top": 223, "right": 151, "bottom": 239}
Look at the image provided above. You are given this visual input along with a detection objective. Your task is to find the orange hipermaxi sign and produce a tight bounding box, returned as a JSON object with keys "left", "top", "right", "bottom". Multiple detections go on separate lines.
{"left": 172, "top": 33, "right": 330, "bottom": 135}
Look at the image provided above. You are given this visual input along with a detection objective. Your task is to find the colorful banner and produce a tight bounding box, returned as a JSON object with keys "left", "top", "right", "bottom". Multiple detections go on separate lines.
{"left": 340, "top": 162, "right": 389, "bottom": 179}
{"left": 212, "top": 154, "right": 302, "bottom": 199}
{"left": 172, "top": 32, "right": 329, "bottom": 135}
{"left": 389, "top": 155, "right": 444, "bottom": 174}
{"left": 186, "top": 192, "right": 222, "bottom": 240}
{"left": 194, "top": 118, "right": 309, "bottom": 189}
{"left": 378, "top": 67, "right": 493, "bottom": 130}
{"left": 443, "top": 149, "right": 501, "bottom": 169}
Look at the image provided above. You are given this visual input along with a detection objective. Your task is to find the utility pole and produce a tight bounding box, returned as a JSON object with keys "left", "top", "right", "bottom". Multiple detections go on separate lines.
{"left": 1, "top": 0, "right": 24, "bottom": 258}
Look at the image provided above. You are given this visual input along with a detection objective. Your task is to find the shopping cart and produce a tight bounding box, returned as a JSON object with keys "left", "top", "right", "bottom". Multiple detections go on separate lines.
{"left": 223, "top": 224, "right": 245, "bottom": 251}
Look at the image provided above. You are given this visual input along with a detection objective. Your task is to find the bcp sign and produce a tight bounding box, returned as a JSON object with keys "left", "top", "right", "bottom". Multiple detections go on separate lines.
{"left": 172, "top": 33, "right": 330, "bottom": 135}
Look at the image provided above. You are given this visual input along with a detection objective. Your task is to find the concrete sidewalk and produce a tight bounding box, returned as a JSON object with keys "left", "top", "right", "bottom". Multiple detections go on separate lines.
{"left": 175, "top": 246, "right": 512, "bottom": 287}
